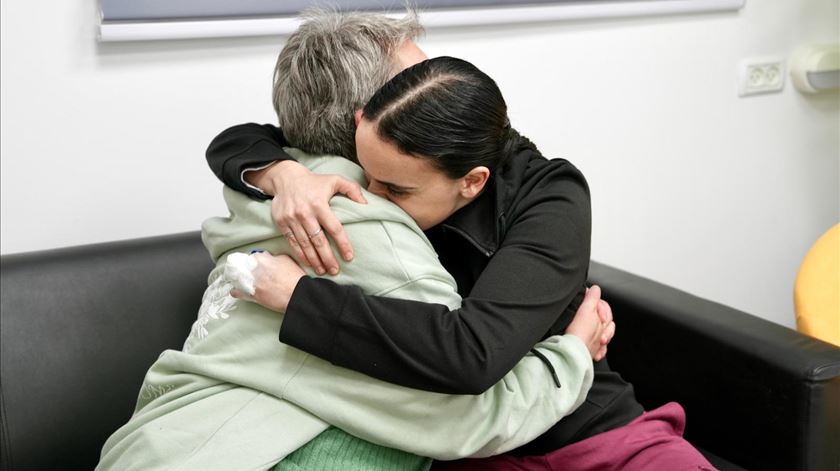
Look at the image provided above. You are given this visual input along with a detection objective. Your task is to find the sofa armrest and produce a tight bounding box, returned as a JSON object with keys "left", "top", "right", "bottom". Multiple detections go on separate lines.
{"left": 588, "top": 261, "right": 840, "bottom": 471}
{"left": 1, "top": 232, "right": 214, "bottom": 471}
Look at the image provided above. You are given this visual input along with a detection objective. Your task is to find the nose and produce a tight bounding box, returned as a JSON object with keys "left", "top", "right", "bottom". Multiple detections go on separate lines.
{"left": 367, "top": 181, "right": 388, "bottom": 199}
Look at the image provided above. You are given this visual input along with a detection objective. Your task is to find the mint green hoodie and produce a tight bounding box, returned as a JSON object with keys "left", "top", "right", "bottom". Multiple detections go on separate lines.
{"left": 96, "top": 149, "right": 593, "bottom": 471}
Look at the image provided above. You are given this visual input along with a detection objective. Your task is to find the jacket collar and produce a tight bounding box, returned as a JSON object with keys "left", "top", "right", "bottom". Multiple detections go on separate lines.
{"left": 439, "top": 151, "right": 530, "bottom": 257}
{"left": 440, "top": 181, "right": 500, "bottom": 257}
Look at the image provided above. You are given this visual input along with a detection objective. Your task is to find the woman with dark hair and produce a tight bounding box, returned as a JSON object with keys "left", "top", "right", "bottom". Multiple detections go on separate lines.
{"left": 209, "top": 57, "right": 715, "bottom": 470}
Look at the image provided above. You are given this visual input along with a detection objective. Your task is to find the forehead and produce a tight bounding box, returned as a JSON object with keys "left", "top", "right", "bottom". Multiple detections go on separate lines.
{"left": 356, "top": 119, "right": 437, "bottom": 185}
{"left": 393, "top": 40, "right": 428, "bottom": 72}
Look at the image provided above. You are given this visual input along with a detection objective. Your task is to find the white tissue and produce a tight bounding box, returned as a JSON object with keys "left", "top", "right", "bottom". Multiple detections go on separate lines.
{"left": 224, "top": 252, "right": 258, "bottom": 296}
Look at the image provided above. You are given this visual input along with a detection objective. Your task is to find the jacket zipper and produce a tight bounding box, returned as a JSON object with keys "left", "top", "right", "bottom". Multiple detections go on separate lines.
{"left": 442, "top": 224, "right": 494, "bottom": 257}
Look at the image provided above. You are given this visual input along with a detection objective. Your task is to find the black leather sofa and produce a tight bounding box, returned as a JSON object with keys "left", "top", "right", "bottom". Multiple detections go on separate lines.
{"left": 2, "top": 232, "right": 839, "bottom": 471}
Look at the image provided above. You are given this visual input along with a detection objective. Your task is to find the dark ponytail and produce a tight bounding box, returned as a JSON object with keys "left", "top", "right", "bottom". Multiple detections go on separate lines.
{"left": 362, "top": 56, "right": 536, "bottom": 179}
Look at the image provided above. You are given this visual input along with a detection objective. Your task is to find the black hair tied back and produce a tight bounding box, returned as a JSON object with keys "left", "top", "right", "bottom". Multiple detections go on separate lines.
{"left": 363, "top": 56, "right": 536, "bottom": 179}
{"left": 501, "top": 122, "right": 539, "bottom": 168}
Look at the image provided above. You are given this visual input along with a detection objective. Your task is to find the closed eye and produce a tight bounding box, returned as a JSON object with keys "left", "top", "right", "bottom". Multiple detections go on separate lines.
{"left": 386, "top": 186, "right": 408, "bottom": 197}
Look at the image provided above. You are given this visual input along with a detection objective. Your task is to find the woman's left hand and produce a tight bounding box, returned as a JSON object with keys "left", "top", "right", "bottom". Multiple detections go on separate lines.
{"left": 566, "top": 285, "right": 615, "bottom": 362}
{"left": 230, "top": 252, "right": 305, "bottom": 312}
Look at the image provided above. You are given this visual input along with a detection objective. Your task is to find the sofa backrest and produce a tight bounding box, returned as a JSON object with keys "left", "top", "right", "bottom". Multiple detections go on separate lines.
{"left": 0, "top": 232, "right": 213, "bottom": 471}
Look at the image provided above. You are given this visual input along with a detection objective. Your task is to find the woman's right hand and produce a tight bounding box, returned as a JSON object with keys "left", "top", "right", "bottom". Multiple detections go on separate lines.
{"left": 230, "top": 252, "right": 305, "bottom": 313}
{"left": 246, "top": 160, "right": 368, "bottom": 276}
{"left": 565, "top": 285, "right": 615, "bottom": 362}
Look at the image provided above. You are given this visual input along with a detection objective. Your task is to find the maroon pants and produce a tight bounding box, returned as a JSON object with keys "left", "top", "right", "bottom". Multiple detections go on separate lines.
{"left": 432, "top": 402, "right": 716, "bottom": 471}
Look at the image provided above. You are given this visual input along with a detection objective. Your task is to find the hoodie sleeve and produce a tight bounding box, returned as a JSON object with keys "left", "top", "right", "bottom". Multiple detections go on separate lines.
{"left": 278, "top": 215, "right": 593, "bottom": 459}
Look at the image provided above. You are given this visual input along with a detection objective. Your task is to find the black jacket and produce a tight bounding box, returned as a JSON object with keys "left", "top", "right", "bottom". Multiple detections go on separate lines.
{"left": 206, "top": 123, "right": 643, "bottom": 455}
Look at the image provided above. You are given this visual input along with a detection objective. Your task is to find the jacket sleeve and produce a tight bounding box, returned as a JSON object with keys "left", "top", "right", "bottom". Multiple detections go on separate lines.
{"left": 279, "top": 217, "right": 594, "bottom": 459}
{"left": 205, "top": 123, "right": 294, "bottom": 200}
{"left": 285, "top": 331, "right": 593, "bottom": 459}
{"left": 281, "top": 163, "right": 592, "bottom": 394}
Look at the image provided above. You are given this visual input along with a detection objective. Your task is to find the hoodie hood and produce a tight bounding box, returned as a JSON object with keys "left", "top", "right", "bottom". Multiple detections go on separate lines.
{"left": 201, "top": 148, "right": 430, "bottom": 264}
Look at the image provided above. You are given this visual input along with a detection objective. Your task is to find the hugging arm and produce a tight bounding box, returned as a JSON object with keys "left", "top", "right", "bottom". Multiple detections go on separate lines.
{"left": 206, "top": 126, "right": 594, "bottom": 394}
{"left": 207, "top": 123, "right": 364, "bottom": 274}
{"left": 206, "top": 123, "right": 293, "bottom": 200}
{"left": 282, "top": 168, "right": 593, "bottom": 394}
{"left": 287, "top": 328, "right": 593, "bottom": 460}
{"left": 273, "top": 214, "right": 594, "bottom": 459}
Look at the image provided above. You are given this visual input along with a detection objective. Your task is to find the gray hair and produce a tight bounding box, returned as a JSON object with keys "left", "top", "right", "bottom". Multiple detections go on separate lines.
{"left": 272, "top": 9, "right": 423, "bottom": 161}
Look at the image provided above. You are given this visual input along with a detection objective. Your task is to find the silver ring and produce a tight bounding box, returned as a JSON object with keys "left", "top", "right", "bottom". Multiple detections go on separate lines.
{"left": 308, "top": 228, "right": 323, "bottom": 239}
{"left": 283, "top": 231, "right": 295, "bottom": 239}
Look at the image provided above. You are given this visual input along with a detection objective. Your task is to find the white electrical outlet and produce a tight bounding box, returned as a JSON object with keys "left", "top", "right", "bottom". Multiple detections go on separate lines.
{"left": 738, "top": 59, "right": 785, "bottom": 96}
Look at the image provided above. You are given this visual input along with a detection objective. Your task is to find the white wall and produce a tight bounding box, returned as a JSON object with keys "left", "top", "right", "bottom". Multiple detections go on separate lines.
{"left": 2, "top": 0, "right": 838, "bottom": 328}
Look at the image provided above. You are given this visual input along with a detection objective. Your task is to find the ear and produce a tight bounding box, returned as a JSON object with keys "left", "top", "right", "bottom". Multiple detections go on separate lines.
{"left": 459, "top": 166, "right": 490, "bottom": 199}
{"left": 354, "top": 109, "right": 363, "bottom": 127}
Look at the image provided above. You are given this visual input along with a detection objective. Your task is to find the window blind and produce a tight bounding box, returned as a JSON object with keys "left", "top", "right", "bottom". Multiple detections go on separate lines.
{"left": 98, "top": 0, "right": 745, "bottom": 41}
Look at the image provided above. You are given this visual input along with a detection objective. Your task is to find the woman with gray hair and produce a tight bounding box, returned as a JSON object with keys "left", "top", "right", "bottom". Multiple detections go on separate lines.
{"left": 212, "top": 9, "right": 427, "bottom": 277}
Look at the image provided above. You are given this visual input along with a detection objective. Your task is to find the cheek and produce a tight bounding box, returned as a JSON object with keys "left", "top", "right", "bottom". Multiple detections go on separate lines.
{"left": 396, "top": 200, "right": 423, "bottom": 219}
{"left": 386, "top": 199, "right": 429, "bottom": 227}
{"left": 408, "top": 196, "right": 450, "bottom": 230}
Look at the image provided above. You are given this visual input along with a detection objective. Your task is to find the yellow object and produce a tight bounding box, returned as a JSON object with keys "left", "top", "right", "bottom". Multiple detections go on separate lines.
{"left": 794, "top": 224, "right": 840, "bottom": 346}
